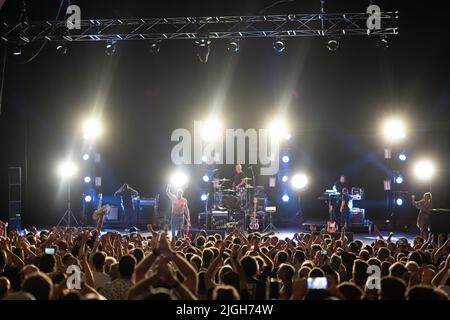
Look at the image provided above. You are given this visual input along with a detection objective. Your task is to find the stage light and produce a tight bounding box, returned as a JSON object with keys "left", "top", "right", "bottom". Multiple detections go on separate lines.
{"left": 273, "top": 39, "right": 286, "bottom": 53}
{"left": 383, "top": 118, "right": 406, "bottom": 142}
{"left": 170, "top": 171, "right": 188, "bottom": 187}
{"left": 58, "top": 161, "right": 77, "bottom": 179}
{"left": 285, "top": 133, "right": 292, "bottom": 140}
{"left": 327, "top": 39, "right": 339, "bottom": 51}
{"left": 201, "top": 155, "right": 208, "bottom": 163}
{"left": 12, "top": 45, "right": 22, "bottom": 56}
{"left": 291, "top": 173, "right": 308, "bottom": 190}
{"left": 201, "top": 118, "right": 222, "bottom": 141}
{"left": 282, "top": 175, "right": 289, "bottom": 182}
{"left": 282, "top": 194, "right": 290, "bottom": 202}
{"left": 227, "top": 39, "right": 240, "bottom": 53}
{"left": 196, "top": 39, "right": 211, "bottom": 63}
{"left": 202, "top": 174, "right": 210, "bottom": 182}
{"left": 200, "top": 193, "right": 208, "bottom": 201}
{"left": 56, "top": 43, "right": 67, "bottom": 55}
{"left": 268, "top": 119, "right": 288, "bottom": 140}
{"left": 83, "top": 118, "right": 102, "bottom": 140}
{"left": 282, "top": 155, "right": 290, "bottom": 163}
{"left": 414, "top": 160, "right": 435, "bottom": 181}
{"left": 395, "top": 176, "right": 403, "bottom": 184}
{"left": 84, "top": 195, "right": 92, "bottom": 203}
{"left": 149, "top": 40, "right": 161, "bottom": 54}
{"left": 399, "top": 153, "right": 407, "bottom": 161}
{"left": 84, "top": 176, "right": 91, "bottom": 183}
{"left": 105, "top": 40, "right": 117, "bottom": 56}
{"left": 396, "top": 198, "right": 403, "bottom": 206}
{"left": 82, "top": 153, "right": 90, "bottom": 161}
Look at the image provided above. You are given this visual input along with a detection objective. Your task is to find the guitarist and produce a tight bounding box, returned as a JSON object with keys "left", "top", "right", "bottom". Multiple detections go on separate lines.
{"left": 166, "top": 184, "right": 191, "bottom": 238}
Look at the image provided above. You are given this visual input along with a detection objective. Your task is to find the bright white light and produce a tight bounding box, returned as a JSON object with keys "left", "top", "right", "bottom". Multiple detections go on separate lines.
{"left": 396, "top": 198, "right": 403, "bottom": 206}
{"left": 282, "top": 155, "right": 290, "bottom": 163}
{"left": 82, "top": 154, "right": 90, "bottom": 161}
{"left": 285, "top": 133, "right": 292, "bottom": 140}
{"left": 201, "top": 118, "right": 222, "bottom": 141}
{"left": 85, "top": 195, "right": 92, "bottom": 203}
{"left": 202, "top": 174, "right": 210, "bottom": 182}
{"left": 269, "top": 120, "right": 288, "bottom": 140}
{"left": 201, "top": 155, "right": 208, "bottom": 163}
{"left": 170, "top": 171, "right": 188, "bottom": 187}
{"left": 291, "top": 173, "right": 308, "bottom": 190}
{"left": 282, "top": 175, "right": 289, "bottom": 182}
{"left": 399, "top": 153, "right": 407, "bottom": 161}
{"left": 200, "top": 193, "right": 208, "bottom": 201}
{"left": 84, "top": 176, "right": 91, "bottom": 183}
{"left": 383, "top": 118, "right": 406, "bottom": 142}
{"left": 282, "top": 194, "right": 290, "bottom": 202}
{"left": 395, "top": 176, "right": 403, "bottom": 184}
{"left": 414, "top": 160, "right": 435, "bottom": 181}
{"left": 83, "top": 118, "right": 102, "bottom": 140}
{"left": 58, "top": 161, "right": 77, "bottom": 178}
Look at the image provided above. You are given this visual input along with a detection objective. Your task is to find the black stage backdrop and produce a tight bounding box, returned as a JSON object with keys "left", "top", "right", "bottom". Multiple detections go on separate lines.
{"left": 0, "top": 0, "right": 449, "bottom": 229}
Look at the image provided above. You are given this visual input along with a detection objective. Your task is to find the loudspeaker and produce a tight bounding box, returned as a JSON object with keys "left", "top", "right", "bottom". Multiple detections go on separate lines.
{"left": 429, "top": 209, "right": 450, "bottom": 235}
{"left": 106, "top": 206, "right": 119, "bottom": 221}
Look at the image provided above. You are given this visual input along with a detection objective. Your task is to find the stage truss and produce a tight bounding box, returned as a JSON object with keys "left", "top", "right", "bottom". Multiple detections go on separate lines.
{"left": 1, "top": 12, "right": 398, "bottom": 43}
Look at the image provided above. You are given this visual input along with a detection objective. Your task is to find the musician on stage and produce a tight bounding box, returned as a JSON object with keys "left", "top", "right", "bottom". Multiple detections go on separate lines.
{"left": 233, "top": 164, "right": 247, "bottom": 190}
{"left": 412, "top": 192, "right": 432, "bottom": 239}
{"left": 114, "top": 183, "right": 139, "bottom": 227}
{"left": 333, "top": 175, "right": 348, "bottom": 193}
{"left": 331, "top": 175, "right": 348, "bottom": 223}
{"left": 166, "top": 184, "right": 191, "bottom": 238}
{"left": 339, "top": 188, "right": 352, "bottom": 229}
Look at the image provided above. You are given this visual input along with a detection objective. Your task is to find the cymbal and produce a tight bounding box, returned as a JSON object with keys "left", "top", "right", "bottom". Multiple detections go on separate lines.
{"left": 222, "top": 189, "right": 235, "bottom": 192}
{"left": 245, "top": 185, "right": 254, "bottom": 189}
{"left": 218, "top": 178, "right": 230, "bottom": 182}
{"left": 243, "top": 177, "right": 252, "bottom": 181}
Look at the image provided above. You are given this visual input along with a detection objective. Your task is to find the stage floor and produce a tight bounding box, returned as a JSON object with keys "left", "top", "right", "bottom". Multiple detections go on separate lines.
{"left": 101, "top": 227, "right": 416, "bottom": 246}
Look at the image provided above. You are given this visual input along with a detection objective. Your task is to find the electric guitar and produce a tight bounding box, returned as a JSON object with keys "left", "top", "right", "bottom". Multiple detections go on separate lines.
{"left": 249, "top": 197, "right": 259, "bottom": 230}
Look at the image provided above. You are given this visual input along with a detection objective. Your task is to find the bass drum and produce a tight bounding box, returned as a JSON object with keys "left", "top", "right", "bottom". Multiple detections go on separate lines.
{"left": 222, "top": 195, "right": 240, "bottom": 210}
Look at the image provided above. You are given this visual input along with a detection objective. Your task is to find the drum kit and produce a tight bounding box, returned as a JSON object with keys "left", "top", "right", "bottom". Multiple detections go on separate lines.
{"left": 212, "top": 177, "right": 254, "bottom": 211}
{"left": 208, "top": 177, "right": 256, "bottom": 230}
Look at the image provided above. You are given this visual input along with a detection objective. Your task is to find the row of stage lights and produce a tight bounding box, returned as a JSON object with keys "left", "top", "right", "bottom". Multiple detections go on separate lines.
{"left": 12, "top": 36, "right": 390, "bottom": 62}
{"left": 57, "top": 116, "right": 436, "bottom": 206}
{"left": 57, "top": 118, "right": 103, "bottom": 203}
{"left": 382, "top": 118, "right": 436, "bottom": 208}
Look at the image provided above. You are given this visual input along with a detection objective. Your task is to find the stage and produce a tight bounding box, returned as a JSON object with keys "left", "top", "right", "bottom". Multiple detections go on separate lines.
{"left": 99, "top": 227, "right": 417, "bottom": 246}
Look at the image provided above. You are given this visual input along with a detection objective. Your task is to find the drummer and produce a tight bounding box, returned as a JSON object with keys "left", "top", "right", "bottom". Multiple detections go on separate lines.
{"left": 233, "top": 164, "right": 247, "bottom": 191}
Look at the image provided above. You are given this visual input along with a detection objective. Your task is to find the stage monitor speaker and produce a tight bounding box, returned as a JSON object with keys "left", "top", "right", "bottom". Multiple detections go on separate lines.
{"left": 328, "top": 232, "right": 354, "bottom": 242}
{"left": 106, "top": 206, "right": 119, "bottom": 221}
{"left": 429, "top": 209, "right": 450, "bottom": 235}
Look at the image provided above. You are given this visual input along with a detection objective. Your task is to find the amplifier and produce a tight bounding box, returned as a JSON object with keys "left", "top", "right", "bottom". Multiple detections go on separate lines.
{"left": 211, "top": 210, "right": 229, "bottom": 217}
{"left": 351, "top": 208, "right": 365, "bottom": 225}
{"left": 105, "top": 206, "right": 120, "bottom": 221}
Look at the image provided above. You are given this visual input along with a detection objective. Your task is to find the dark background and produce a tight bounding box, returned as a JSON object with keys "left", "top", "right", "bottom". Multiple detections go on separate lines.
{"left": 0, "top": 0, "right": 449, "bottom": 230}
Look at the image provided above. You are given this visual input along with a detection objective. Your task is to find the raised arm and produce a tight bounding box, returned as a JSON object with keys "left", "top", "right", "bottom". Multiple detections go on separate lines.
{"left": 166, "top": 184, "right": 175, "bottom": 200}
{"left": 114, "top": 185, "right": 124, "bottom": 197}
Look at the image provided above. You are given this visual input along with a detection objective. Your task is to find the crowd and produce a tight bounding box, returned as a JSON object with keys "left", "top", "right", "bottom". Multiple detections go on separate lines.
{"left": 0, "top": 206, "right": 449, "bottom": 300}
